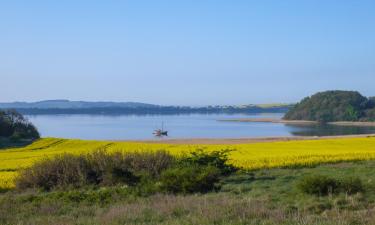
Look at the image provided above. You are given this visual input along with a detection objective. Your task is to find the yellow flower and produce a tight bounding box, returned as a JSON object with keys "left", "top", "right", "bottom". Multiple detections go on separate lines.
{"left": 1, "top": 137, "right": 375, "bottom": 188}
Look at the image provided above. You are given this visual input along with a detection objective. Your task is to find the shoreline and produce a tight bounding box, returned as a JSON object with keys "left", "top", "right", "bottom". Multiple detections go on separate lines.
{"left": 218, "top": 118, "right": 375, "bottom": 127}
{"left": 125, "top": 133, "right": 375, "bottom": 145}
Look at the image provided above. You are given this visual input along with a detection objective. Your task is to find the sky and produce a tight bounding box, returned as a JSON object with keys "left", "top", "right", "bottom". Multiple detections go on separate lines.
{"left": 1, "top": 0, "right": 374, "bottom": 106}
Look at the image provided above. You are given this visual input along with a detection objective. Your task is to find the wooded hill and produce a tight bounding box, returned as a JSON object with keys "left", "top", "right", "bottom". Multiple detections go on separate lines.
{"left": 284, "top": 91, "right": 375, "bottom": 122}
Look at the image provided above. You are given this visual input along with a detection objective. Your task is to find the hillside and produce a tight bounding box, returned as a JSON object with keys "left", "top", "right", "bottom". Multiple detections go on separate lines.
{"left": 0, "top": 100, "right": 291, "bottom": 115}
{"left": 284, "top": 90, "right": 375, "bottom": 122}
{"left": 0, "top": 100, "right": 158, "bottom": 109}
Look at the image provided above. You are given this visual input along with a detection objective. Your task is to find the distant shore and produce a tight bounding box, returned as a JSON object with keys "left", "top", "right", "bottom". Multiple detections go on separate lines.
{"left": 218, "top": 118, "right": 375, "bottom": 127}
{"left": 129, "top": 133, "right": 375, "bottom": 145}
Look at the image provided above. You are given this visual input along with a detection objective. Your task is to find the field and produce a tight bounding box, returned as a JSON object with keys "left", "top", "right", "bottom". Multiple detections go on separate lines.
{"left": 2, "top": 136, "right": 375, "bottom": 189}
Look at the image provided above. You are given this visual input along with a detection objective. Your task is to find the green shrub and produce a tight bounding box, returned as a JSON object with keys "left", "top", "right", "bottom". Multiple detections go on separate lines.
{"left": 157, "top": 149, "right": 236, "bottom": 194}
{"left": 122, "top": 150, "right": 175, "bottom": 178}
{"left": 298, "top": 175, "right": 365, "bottom": 196}
{"left": 179, "top": 149, "right": 236, "bottom": 175}
{"left": 159, "top": 165, "right": 221, "bottom": 194}
{"left": 339, "top": 177, "right": 364, "bottom": 194}
{"left": 298, "top": 175, "right": 340, "bottom": 195}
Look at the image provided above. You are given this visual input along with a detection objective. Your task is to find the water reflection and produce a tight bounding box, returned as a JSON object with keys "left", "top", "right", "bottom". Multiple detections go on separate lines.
{"left": 287, "top": 124, "right": 375, "bottom": 136}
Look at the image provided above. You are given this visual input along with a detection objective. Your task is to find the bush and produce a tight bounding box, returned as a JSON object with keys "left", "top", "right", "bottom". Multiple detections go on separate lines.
{"left": 179, "top": 149, "right": 237, "bottom": 175}
{"left": 16, "top": 150, "right": 176, "bottom": 191}
{"left": 298, "top": 175, "right": 339, "bottom": 195}
{"left": 16, "top": 154, "right": 87, "bottom": 191}
{"left": 159, "top": 165, "right": 221, "bottom": 194}
{"left": 339, "top": 177, "right": 364, "bottom": 194}
{"left": 15, "top": 149, "right": 237, "bottom": 194}
{"left": 298, "top": 175, "right": 365, "bottom": 196}
{"left": 122, "top": 150, "right": 175, "bottom": 178}
{"left": 159, "top": 149, "right": 236, "bottom": 194}
{"left": 84, "top": 150, "right": 140, "bottom": 186}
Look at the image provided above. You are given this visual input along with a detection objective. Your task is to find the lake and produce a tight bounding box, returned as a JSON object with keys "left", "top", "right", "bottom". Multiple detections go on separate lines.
{"left": 27, "top": 113, "right": 375, "bottom": 140}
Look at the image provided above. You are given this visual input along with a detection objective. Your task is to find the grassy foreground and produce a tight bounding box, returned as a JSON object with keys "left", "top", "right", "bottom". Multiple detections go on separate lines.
{"left": 2, "top": 136, "right": 375, "bottom": 188}
{"left": 1, "top": 161, "right": 375, "bottom": 225}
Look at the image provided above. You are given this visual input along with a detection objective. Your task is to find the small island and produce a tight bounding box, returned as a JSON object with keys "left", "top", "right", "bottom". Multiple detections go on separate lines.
{"left": 284, "top": 90, "right": 375, "bottom": 122}
{"left": 221, "top": 90, "right": 375, "bottom": 126}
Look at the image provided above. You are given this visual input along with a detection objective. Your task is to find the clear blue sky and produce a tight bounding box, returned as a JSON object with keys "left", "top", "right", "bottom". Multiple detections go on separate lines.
{"left": 1, "top": 0, "right": 374, "bottom": 105}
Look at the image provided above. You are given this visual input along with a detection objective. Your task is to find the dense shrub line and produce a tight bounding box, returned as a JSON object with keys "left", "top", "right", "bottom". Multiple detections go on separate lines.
{"left": 297, "top": 175, "right": 364, "bottom": 196}
{"left": 16, "top": 149, "right": 236, "bottom": 194}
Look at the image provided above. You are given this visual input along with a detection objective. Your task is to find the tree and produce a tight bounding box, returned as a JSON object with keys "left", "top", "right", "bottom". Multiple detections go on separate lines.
{"left": 0, "top": 109, "right": 39, "bottom": 140}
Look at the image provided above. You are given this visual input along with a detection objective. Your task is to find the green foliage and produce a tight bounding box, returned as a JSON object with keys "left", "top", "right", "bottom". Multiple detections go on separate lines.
{"left": 0, "top": 109, "right": 39, "bottom": 140}
{"left": 298, "top": 175, "right": 340, "bottom": 195}
{"left": 365, "top": 108, "right": 375, "bottom": 121}
{"left": 297, "top": 175, "right": 364, "bottom": 196}
{"left": 179, "top": 149, "right": 237, "bottom": 175}
{"left": 159, "top": 165, "right": 221, "bottom": 194}
{"left": 369, "top": 97, "right": 375, "bottom": 107}
{"left": 284, "top": 90, "right": 375, "bottom": 122}
{"left": 339, "top": 177, "right": 364, "bottom": 194}
{"left": 158, "top": 149, "right": 236, "bottom": 193}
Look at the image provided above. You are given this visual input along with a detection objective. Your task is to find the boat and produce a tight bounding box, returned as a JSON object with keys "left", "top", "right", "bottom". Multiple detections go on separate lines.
{"left": 153, "top": 122, "right": 168, "bottom": 137}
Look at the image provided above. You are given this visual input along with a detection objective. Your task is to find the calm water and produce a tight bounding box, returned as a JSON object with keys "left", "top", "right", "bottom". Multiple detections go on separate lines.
{"left": 27, "top": 114, "right": 375, "bottom": 140}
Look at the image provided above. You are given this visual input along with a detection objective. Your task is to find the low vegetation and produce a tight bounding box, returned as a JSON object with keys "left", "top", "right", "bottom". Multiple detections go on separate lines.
{"left": 15, "top": 149, "right": 235, "bottom": 194}
{"left": 1, "top": 160, "right": 375, "bottom": 224}
{"left": 297, "top": 175, "right": 364, "bottom": 196}
{"left": 284, "top": 90, "right": 375, "bottom": 122}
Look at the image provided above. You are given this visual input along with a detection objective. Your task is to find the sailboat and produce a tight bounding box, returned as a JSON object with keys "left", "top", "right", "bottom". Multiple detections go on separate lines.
{"left": 153, "top": 122, "right": 168, "bottom": 137}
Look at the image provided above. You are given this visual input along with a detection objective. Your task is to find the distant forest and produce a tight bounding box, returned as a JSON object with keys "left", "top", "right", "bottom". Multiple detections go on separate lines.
{"left": 8, "top": 105, "right": 290, "bottom": 115}
{"left": 284, "top": 91, "right": 375, "bottom": 122}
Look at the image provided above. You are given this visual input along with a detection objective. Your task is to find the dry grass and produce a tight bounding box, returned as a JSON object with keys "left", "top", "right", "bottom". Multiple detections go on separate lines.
{"left": 95, "top": 194, "right": 375, "bottom": 225}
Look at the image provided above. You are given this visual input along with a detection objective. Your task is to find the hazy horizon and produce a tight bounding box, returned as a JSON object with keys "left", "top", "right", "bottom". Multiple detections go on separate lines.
{"left": 1, "top": 1, "right": 374, "bottom": 105}
{"left": 0, "top": 98, "right": 293, "bottom": 107}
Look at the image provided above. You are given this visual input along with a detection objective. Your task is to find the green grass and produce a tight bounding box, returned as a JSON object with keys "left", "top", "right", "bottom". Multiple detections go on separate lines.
{"left": 2, "top": 161, "right": 375, "bottom": 225}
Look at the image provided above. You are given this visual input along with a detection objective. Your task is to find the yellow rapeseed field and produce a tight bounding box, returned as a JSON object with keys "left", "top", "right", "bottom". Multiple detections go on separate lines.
{"left": 1, "top": 137, "right": 375, "bottom": 188}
